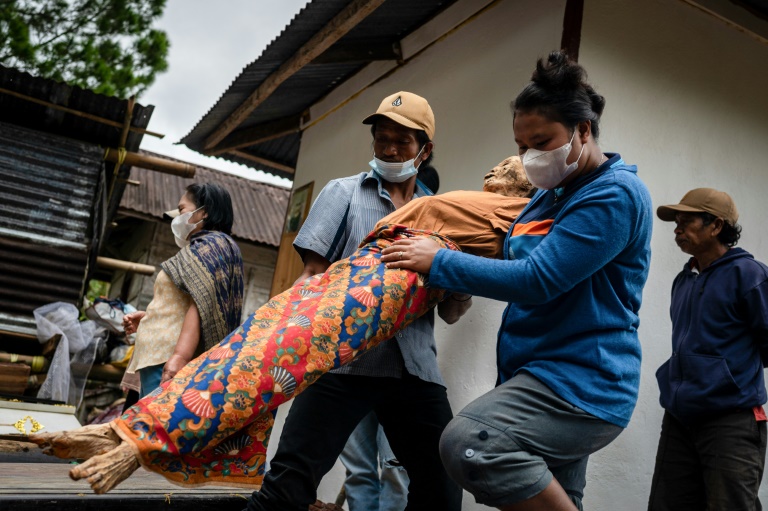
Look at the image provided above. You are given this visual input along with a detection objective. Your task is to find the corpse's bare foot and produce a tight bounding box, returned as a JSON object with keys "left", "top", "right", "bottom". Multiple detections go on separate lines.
{"left": 29, "top": 423, "right": 120, "bottom": 460}
{"left": 69, "top": 442, "right": 139, "bottom": 494}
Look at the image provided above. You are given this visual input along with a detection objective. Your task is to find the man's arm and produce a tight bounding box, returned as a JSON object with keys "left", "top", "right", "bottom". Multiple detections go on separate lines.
{"left": 437, "top": 293, "right": 472, "bottom": 325}
{"left": 293, "top": 250, "right": 332, "bottom": 286}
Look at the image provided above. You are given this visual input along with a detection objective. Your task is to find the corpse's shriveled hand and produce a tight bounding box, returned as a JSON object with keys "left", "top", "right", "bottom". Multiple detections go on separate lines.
{"left": 381, "top": 238, "right": 441, "bottom": 274}
{"left": 122, "top": 311, "right": 146, "bottom": 335}
{"left": 161, "top": 354, "right": 190, "bottom": 383}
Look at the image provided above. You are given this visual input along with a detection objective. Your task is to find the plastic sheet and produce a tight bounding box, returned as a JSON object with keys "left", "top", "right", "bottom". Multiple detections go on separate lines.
{"left": 34, "top": 302, "right": 106, "bottom": 407}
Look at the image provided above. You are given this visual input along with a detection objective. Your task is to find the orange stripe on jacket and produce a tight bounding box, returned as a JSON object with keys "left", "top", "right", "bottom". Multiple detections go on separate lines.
{"left": 513, "top": 220, "right": 554, "bottom": 237}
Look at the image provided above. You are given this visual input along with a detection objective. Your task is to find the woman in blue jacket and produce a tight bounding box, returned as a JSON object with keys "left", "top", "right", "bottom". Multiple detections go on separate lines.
{"left": 381, "top": 51, "right": 653, "bottom": 511}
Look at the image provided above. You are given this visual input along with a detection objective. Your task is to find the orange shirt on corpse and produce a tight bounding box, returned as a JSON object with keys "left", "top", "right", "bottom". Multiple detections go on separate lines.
{"left": 374, "top": 191, "right": 530, "bottom": 258}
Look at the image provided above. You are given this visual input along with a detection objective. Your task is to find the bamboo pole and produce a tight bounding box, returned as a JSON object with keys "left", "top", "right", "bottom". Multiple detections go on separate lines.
{"left": 86, "top": 364, "right": 126, "bottom": 383}
{"left": 0, "top": 353, "right": 49, "bottom": 372}
{"left": 106, "top": 97, "right": 136, "bottom": 203}
{"left": 25, "top": 364, "right": 126, "bottom": 388}
{"left": 96, "top": 256, "right": 155, "bottom": 275}
{"left": 103, "top": 148, "right": 196, "bottom": 178}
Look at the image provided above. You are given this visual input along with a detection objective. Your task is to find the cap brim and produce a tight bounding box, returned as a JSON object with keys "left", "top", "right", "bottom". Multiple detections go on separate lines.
{"left": 362, "top": 112, "right": 423, "bottom": 133}
{"left": 656, "top": 204, "right": 705, "bottom": 221}
{"left": 163, "top": 209, "right": 180, "bottom": 220}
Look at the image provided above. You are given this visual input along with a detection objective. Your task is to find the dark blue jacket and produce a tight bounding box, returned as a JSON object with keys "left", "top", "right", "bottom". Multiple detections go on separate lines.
{"left": 656, "top": 248, "right": 768, "bottom": 422}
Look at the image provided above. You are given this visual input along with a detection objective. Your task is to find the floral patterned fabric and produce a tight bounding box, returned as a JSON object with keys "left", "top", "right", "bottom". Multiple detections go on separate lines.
{"left": 113, "top": 225, "right": 459, "bottom": 488}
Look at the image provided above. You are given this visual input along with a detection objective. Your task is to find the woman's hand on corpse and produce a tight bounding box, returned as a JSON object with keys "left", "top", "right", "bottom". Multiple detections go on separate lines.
{"left": 381, "top": 238, "right": 441, "bottom": 274}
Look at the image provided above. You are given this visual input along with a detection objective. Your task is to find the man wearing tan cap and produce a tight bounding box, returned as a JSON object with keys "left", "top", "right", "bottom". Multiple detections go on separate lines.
{"left": 649, "top": 188, "right": 768, "bottom": 510}
{"left": 245, "top": 92, "right": 464, "bottom": 511}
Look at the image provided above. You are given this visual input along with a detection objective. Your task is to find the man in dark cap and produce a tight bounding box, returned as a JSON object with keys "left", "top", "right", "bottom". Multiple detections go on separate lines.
{"left": 649, "top": 188, "right": 768, "bottom": 510}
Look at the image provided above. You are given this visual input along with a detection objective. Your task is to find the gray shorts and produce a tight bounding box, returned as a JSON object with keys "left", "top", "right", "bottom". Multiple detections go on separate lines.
{"left": 439, "top": 372, "right": 623, "bottom": 508}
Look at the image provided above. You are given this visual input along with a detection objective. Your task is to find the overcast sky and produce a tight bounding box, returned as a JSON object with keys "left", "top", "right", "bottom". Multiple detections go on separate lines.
{"left": 139, "top": 0, "right": 309, "bottom": 187}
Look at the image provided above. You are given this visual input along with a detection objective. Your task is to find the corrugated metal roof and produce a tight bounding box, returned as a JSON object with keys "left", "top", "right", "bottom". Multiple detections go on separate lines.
{"left": 182, "top": 0, "right": 459, "bottom": 179}
{"left": 0, "top": 65, "right": 154, "bottom": 336}
{"left": 0, "top": 64, "right": 154, "bottom": 230}
{"left": 0, "top": 64, "right": 152, "bottom": 155}
{"left": 0, "top": 122, "right": 104, "bottom": 250}
{"left": 0, "top": 121, "right": 104, "bottom": 327}
{"left": 119, "top": 151, "right": 290, "bottom": 247}
{"left": 0, "top": 236, "right": 90, "bottom": 319}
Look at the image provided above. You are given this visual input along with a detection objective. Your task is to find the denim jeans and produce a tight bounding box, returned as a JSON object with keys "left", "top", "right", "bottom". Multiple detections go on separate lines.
{"left": 138, "top": 363, "right": 163, "bottom": 398}
{"left": 648, "top": 410, "right": 767, "bottom": 511}
{"left": 245, "top": 372, "right": 461, "bottom": 511}
{"left": 341, "top": 411, "right": 409, "bottom": 511}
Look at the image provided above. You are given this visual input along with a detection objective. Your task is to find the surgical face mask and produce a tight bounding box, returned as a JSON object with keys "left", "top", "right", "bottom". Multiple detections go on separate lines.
{"left": 521, "top": 130, "right": 584, "bottom": 190}
{"left": 171, "top": 207, "right": 203, "bottom": 248}
{"left": 369, "top": 145, "right": 425, "bottom": 183}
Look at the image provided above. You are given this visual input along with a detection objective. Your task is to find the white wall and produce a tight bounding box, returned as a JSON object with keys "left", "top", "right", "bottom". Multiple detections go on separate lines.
{"left": 581, "top": 0, "right": 768, "bottom": 509}
{"left": 270, "top": 0, "right": 768, "bottom": 509}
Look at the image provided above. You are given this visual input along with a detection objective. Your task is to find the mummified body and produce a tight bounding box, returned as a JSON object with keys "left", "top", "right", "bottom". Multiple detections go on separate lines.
{"left": 31, "top": 158, "right": 531, "bottom": 494}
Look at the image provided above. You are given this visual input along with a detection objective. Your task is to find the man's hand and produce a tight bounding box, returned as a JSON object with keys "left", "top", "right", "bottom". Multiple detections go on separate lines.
{"left": 380, "top": 238, "right": 441, "bottom": 274}
{"left": 161, "top": 354, "right": 190, "bottom": 383}
{"left": 293, "top": 251, "right": 331, "bottom": 287}
{"left": 122, "top": 311, "right": 146, "bottom": 335}
{"left": 438, "top": 293, "right": 473, "bottom": 324}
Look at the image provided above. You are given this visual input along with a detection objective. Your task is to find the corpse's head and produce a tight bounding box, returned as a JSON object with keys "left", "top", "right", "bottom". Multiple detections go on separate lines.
{"left": 483, "top": 155, "right": 535, "bottom": 198}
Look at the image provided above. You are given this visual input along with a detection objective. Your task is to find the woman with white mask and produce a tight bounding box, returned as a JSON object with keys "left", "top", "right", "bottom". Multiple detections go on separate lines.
{"left": 382, "top": 51, "right": 653, "bottom": 511}
{"left": 121, "top": 183, "right": 244, "bottom": 397}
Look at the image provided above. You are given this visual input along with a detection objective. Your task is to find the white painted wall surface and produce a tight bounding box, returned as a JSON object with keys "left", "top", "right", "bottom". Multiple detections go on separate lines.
{"left": 267, "top": 0, "right": 768, "bottom": 509}
{"left": 580, "top": 0, "right": 768, "bottom": 509}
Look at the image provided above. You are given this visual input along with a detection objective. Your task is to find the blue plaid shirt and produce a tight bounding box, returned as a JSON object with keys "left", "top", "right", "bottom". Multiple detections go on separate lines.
{"left": 293, "top": 170, "right": 444, "bottom": 384}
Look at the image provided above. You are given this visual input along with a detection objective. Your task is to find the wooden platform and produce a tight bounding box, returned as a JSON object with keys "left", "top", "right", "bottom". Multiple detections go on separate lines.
{"left": 0, "top": 462, "right": 254, "bottom": 510}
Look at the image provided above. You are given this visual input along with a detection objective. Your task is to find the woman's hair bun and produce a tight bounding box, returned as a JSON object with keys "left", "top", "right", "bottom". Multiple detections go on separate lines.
{"left": 531, "top": 51, "right": 587, "bottom": 93}
{"left": 513, "top": 50, "right": 606, "bottom": 139}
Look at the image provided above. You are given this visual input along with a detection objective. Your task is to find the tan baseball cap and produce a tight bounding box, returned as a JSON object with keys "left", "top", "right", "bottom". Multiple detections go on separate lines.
{"left": 362, "top": 91, "right": 435, "bottom": 140}
{"left": 657, "top": 188, "right": 739, "bottom": 224}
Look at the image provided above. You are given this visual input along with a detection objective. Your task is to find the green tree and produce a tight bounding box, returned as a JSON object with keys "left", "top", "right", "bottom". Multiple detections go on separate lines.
{"left": 0, "top": 0, "right": 169, "bottom": 98}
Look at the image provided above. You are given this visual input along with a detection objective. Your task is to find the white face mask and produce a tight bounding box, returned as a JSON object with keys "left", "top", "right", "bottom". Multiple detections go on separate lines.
{"left": 171, "top": 207, "right": 203, "bottom": 248}
{"left": 369, "top": 145, "right": 425, "bottom": 183}
{"left": 521, "top": 130, "right": 584, "bottom": 190}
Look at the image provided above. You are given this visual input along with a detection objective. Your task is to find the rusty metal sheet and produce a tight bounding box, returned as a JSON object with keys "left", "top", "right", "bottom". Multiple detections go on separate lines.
{"left": 0, "top": 121, "right": 102, "bottom": 322}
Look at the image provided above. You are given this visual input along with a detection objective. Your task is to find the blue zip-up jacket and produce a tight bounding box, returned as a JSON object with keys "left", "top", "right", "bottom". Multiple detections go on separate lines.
{"left": 430, "top": 154, "right": 652, "bottom": 427}
{"left": 656, "top": 248, "right": 768, "bottom": 423}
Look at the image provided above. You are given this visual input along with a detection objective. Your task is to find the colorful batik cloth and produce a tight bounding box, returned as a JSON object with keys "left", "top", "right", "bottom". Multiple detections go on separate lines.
{"left": 113, "top": 225, "right": 458, "bottom": 488}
